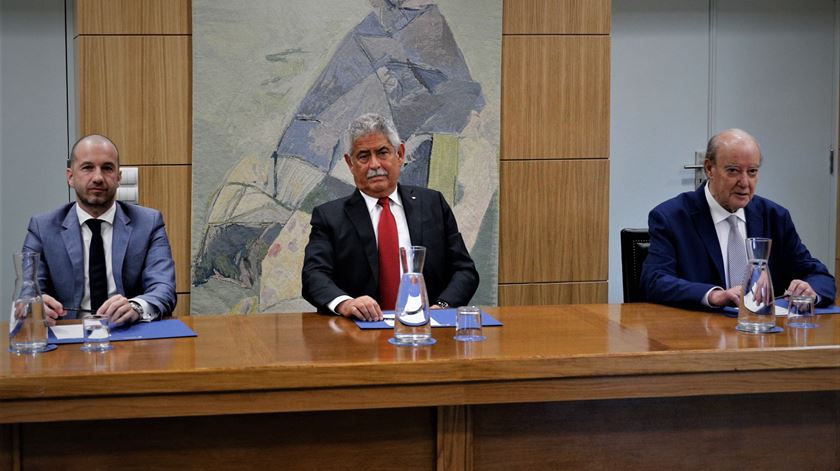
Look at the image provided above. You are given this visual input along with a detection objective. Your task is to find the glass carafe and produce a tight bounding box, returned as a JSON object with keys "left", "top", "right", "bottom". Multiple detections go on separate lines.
{"left": 9, "top": 252, "right": 49, "bottom": 353}
{"left": 736, "top": 238, "right": 776, "bottom": 333}
{"left": 389, "top": 246, "right": 436, "bottom": 346}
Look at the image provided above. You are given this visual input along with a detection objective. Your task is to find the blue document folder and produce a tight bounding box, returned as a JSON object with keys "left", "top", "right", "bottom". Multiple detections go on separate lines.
{"left": 48, "top": 319, "right": 197, "bottom": 344}
{"left": 722, "top": 299, "right": 840, "bottom": 318}
{"left": 354, "top": 308, "right": 502, "bottom": 330}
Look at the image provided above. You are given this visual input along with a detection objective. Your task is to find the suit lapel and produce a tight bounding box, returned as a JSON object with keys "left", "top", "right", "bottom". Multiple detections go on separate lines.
{"left": 399, "top": 185, "right": 422, "bottom": 247}
{"left": 689, "top": 186, "right": 726, "bottom": 284}
{"left": 61, "top": 206, "right": 85, "bottom": 307}
{"left": 111, "top": 203, "right": 131, "bottom": 293}
{"left": 345, "top": 190, "right": 379, "bottom": 279}
{"left": 744, "top": 201, "right": 764, "bottom": 238}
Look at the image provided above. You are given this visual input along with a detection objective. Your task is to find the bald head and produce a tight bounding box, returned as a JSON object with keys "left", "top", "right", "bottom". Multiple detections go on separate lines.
{"left": 703, "top": 128, "right": 762, "bottom": 212}
{"left": 705, "top": 128, "right": 762, "bottom": 165}
{"left": 69, "top": 134, "right": 119, "bottom": 167}
{"left": 66, "top": 134, "right": 122, "bottom": 217}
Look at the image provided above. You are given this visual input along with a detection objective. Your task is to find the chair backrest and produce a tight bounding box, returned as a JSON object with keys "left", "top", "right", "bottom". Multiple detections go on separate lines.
{"left": 620, "top": 228, "right": 650, "bottom": 303}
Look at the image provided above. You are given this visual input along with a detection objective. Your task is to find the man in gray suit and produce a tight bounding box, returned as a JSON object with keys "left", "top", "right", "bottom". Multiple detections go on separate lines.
{"left": 23, "top": 134, "right": 176, "bottom": 326}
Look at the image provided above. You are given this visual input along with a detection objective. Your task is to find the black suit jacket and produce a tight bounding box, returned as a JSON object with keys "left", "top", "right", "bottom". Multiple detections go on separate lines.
{"left": 302, "top": 185, "right": 479, "bottom": 313}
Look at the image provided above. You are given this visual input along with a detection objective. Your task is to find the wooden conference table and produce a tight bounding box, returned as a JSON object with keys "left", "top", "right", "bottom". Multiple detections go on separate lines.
{"left": 1, "top": 304, "right": 838, "bottom": 470}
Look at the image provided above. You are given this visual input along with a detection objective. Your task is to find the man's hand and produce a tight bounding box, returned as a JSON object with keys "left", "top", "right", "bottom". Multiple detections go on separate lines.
{"left": 41, "top": 293, "right": 65, "bottom": 326}
{"left": 336, "top": 296, "right": 383, "bottom": 321}
{"left": 98, "top": 295, "right": 139, "bottom": 327}
{"left": 786, "top": 279, "right": 816, "bottom": 298}
{"left": 708, "top": 286, "right": 741, "bottom": 307}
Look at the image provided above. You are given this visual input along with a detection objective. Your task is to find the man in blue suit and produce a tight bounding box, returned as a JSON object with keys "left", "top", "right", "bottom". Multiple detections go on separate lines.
{"left": 23, "top": 134, "right": 176, "bottom": 325}
{"left": 641, "top": 129, "right": 835, "bottom": 309}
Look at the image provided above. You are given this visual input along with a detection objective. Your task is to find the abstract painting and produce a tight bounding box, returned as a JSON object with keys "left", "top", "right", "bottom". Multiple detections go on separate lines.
{"left": 192, "top": 0, "right": 501, "bottom": 313}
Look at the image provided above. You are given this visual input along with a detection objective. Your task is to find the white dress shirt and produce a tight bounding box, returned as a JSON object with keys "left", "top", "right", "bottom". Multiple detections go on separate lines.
{"left": 327, "top": 188, "right": 413, "bottom": 314}
{"left": 76, "top": 203, "right": 156, "bottom": 320}
{"left": 701, "top": 184, "right": 746, "bottom": 306}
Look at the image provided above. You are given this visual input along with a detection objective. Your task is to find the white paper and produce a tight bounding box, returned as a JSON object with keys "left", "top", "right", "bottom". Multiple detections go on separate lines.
{"left": 50, "top": 324, "right": 83, "bottom": 339}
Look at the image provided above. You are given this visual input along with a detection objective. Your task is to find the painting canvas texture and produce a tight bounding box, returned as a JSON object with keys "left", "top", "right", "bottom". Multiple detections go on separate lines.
{"left": 192, "top": 0, "right": 501, "bottom": 314}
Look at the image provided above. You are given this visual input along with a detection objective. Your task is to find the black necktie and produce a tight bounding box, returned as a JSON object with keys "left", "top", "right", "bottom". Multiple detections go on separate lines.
{"left": 86, "top": 219, "right": 108, "bottom": 312}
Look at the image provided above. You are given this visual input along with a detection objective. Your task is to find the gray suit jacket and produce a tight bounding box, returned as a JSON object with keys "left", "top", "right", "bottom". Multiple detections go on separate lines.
{"left": 23, "top": 202, "right": 177, "bottom": 317}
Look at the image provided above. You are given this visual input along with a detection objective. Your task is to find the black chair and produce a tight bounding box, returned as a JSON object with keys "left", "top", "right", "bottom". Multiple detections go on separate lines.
{"left": 620, "top": 228, "right": 650, "bottom": 303}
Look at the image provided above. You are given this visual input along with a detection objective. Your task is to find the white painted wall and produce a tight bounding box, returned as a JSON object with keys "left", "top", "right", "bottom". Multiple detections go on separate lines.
{"left": 610, "top": 0, "right": 838, "bottom": 302}
{"left": 0, "top": 0, "right": 71, "bottom": 309}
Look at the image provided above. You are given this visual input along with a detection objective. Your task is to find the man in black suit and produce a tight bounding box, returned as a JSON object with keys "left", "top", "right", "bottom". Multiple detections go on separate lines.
{"left": 302, "top": 113, "right": 479, "bottom": 321}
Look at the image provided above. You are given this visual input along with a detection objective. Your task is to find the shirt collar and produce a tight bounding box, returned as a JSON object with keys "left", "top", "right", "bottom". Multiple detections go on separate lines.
{"left": 75, "top": 202, "right": 117, "bottom": 226}
{"left": 360, "top": 186, "right": 403, "bottom": 214}
{"left": 704, "top": 182, "right": 745, "bottom": 225}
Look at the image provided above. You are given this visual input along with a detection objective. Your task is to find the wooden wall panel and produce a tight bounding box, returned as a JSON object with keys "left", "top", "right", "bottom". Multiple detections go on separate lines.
{"left": 172, "top": 293, "right": 190, "bottom": 317}
{"left": 499, "top": 160, "right": 609, "bottom": 283}
{"left": 835, "top": 260, "right": 839, "bottom": 306}
{"left": 503, "top": 0, "right": 611, "bottom": 34}
{"left": 76, "top": 0, "right": 191, "bottom": 35}
{"left": 473, "top": 393, "right": 840, "bottom": 471}
{"left": 138, "top": 166, "right": 191, "bottom": 293}
{"left": 76, "top": 35, "right": 191, "bottom": 166}
{"left": 502, "top": 36, "right": 609, "bottom": 160}
{"left": 498, "top": 282, "right": 607, "bottom": 305}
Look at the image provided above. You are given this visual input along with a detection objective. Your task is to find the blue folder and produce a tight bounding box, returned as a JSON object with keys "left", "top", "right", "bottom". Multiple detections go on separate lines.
{"left": 48, "top": 319, "right": 197, "bottom": 344}
{"left": 722, "top": 299, "right": 840, "bottom": 318}
{"left": 354, "top": 308, "right": 502, "bottom": 330}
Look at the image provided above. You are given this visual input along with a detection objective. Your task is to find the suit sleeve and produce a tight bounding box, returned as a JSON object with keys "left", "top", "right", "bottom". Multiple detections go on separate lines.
{"left": 641, "top": 208, "right": 718, "bottom": 308}
{"left": 435, "top": 193, "right": 479, "bottom": 307}
{"left": 777, "top": 211, "right": 836, "bottom": 306}
{"left": 301, "top": 205, "right": 348, "bottom": 313}
{"left": 22, "top": 217, "right": 56, "bottom": 298}
{"left": 138, "top": 212, "right": 177, "bottom": 315}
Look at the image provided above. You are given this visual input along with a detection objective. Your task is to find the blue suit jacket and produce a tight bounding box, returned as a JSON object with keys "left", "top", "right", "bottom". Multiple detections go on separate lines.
{"left": 301, "top": 185, "right": 479, "bottom": 314}
{"left": 23, "top": 202, "right": 177, "bottom": 318}
{"left": 641, "top": 185, "right": 835, "bottom": 309}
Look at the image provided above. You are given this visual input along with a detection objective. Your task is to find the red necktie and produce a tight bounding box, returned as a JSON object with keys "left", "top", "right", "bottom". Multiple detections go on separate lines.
{"left": 378, "top": 197, "right": 400, "bottom": 310}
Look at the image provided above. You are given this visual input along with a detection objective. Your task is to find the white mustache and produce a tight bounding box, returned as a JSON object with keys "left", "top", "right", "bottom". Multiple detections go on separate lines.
{"left": 366, "top": 168, "right": 388, "bottom": 179}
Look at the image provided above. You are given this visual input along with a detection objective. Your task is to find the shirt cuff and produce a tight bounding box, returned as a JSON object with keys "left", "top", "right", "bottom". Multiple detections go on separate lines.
{"left": 702, "top": 287, "right": 724, "bottom": 307}
{"left": 328, "top": 295, "right": 353, "bottom": 315}
{"left": 130, "top": 297, "right": 158, "bottom": 322}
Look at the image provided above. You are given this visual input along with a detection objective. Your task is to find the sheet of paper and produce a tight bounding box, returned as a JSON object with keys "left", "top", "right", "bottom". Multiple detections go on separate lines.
{"left": 51, "top": 324, "right": 83, "bottom": 339}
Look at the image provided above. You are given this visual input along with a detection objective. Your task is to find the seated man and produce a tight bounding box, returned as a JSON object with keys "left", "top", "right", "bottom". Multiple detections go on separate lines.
{"left": 641, "top": 128, "right": 835, "bottom": 309}
{"left": 23, "top": 134, "right": 176, "bottom": 325}
{"left": 302, "top": 113, "right": 479, "bottom": 321}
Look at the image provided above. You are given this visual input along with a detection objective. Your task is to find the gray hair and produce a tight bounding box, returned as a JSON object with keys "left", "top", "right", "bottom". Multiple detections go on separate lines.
{"left": 346, "top": 113, "right": 401, "bottom": 154}
{"left": 705, "top": 128, "right": 762, "bottom": 164}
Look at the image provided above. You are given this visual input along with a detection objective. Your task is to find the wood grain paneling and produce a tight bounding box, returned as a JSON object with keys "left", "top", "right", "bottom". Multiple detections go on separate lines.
{"left": 137, "top": 165, "right": 191, "bottom": 292}
{"left": 835, "top": 260, "right": 839, "bottom": 306}
{"left": 437, "top": 406, "right": 472, "bottom": 471}
{"left": 498, "top": 282, "right": 607, "bottom": 305}
{"left": 173, "top": 293, "right": 190, "bottom": 317}
{"left": 500, "top": 160, "right": 609, "bottom": 283}
{"left": 503, "top": 0, "right": 611, "bottom": 34}
{"left": 76, "top": 0, "right": 191, "bottom": 35}
{"left": 473, "top": 392, "right": 840, "bottom": 471}
{"left": 77, "top": 35, "right": 191, "bottom": 166}
{"left": 502, "top": 35, "right": 609, "bottom": 159}
{"left": 22, "top": 409, "right": 435, "bottom": 471}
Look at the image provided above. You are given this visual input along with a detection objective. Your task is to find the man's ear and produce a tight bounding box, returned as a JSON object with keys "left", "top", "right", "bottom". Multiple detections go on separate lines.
{"left": 703, "top": 159, "right": 713, "bottom": 178}
{"left": 344, "top": 154, "right": 352, "bottom": 169}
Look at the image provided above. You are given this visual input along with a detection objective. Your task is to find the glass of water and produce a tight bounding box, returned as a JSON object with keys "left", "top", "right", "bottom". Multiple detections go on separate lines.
{"left": 454, "top": 306, "right": 485, "bottom": 342}
{"left": 787, "top": 294, "right": 817, "bottom": 329}
{"left": 81, "top": 314, "right": 112, "bottom": 352}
